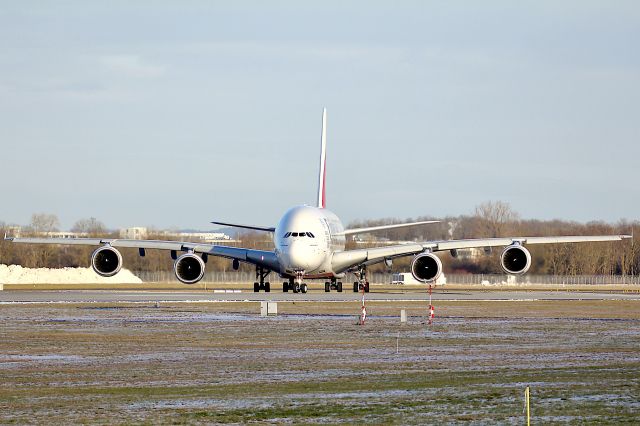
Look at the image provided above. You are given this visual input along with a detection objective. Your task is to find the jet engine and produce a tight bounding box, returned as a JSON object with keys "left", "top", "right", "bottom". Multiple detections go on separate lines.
{"left": 174, "top": 253, "right": 206, "bottom": 284}
{"left": 410, "top": 252, "right": 442, "bottom": 283}
{"left": 500, "top": 244, "right": 531, "bottom": 275}
{"left": 91, "top": 246, "right": 123, "bottom": 277}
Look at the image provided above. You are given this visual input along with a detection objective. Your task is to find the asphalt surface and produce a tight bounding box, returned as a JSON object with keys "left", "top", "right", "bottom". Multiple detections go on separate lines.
{"left": 1, "top": 289, "right": 639, "bottom": 303}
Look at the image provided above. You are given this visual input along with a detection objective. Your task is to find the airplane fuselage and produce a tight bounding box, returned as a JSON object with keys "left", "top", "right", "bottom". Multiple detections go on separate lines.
{"left": 274, "top": 205, "right": 346, "bottom": 278}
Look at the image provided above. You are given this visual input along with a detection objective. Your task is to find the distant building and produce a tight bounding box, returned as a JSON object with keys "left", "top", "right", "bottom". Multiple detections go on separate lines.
{"left": 120, "top": 227, "right": 148, "bottom": 239}
{"left": 456, "top": 247, "right": 486, "bottom": 260}
{"left": 5, "top": 227, "right": 89, "bottom": 239}
{"left": 118, "top": 227, "right": 234, "bottom": 243}
{"left": 172, "top": 232, "right": 232, "bottom": 242}
{"left": 43, "top": 231, "right": 89, "bottom": 239}
{"left": 5, "top": 226, "right": 22, "bottom": 237}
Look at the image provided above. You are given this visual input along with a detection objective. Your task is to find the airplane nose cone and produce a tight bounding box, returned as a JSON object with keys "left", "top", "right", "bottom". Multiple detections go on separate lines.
{"left": 284, "top": 240, "right": 323, "bottom": 271}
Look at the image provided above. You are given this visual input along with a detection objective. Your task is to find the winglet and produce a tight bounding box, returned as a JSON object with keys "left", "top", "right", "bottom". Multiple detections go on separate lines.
{"left": 317, "top": 108, "right": 327, "bottom": 209}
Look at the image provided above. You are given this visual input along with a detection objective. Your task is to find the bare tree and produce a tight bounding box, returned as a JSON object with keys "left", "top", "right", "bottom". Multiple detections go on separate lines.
{"left": 71, "top": 217, "right": 106, "bottom": 236}
{"left": 474, "top": 201, "right": 520, "bottom": 237}
{"left": 29, "top": 213, "right": 60, "bottom": 234}
{"left": 18, "top": 214, "right": 60, "bottom": 267}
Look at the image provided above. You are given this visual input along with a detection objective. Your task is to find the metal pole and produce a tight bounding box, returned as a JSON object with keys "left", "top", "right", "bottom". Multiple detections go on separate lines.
{"left": 524, "top": 386, "right": 530, "bottom": 426}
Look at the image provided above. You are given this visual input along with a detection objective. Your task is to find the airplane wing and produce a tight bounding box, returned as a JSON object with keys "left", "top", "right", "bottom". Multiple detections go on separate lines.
{"left": 4, "top": 236, "right": 281, "bottom": 272}
{"left": 342, "top": 220, "right": 440, "bottom": 236}
{"left": 422, "top": 235, "right": 631, "bottom": 251}
{"left": 331, "top": 234, "right": 631, "bottom": 273}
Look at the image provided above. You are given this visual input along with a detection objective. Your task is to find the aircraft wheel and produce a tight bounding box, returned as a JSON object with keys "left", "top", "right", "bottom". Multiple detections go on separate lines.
{"left": 254, "top": 282, "right": 260, "bottom": 292}
{"left": 324, "top": 282, "right": 330, "bottom": 292}
{"left": 293, "top": 283, "right": 300, "bottom": 293}
{"left": 283, "top": 282, "right": 288, "bottom": 292}
{"left": 353, "top": 282, "right": 359, "bottom": 292}
{"left": 337, "top": 282, "right": 343, "bottom": 292}
{"left": 265, "top": 282, "right": 270, "bottom": 292}
{"left": 301, "top": 283, "right": 308, "bottom": 294}
{"left": 365, "top": 282, "right": 370, "bottom": 293}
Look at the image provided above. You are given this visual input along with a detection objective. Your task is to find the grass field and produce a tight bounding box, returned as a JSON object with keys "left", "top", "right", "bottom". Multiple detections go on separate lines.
{"left": 1, "top": 300, "right": 639, "bottom": 424}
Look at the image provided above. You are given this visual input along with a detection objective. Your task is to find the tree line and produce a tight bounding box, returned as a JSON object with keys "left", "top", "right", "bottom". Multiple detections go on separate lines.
{"left": 1, "top": 203, "right": 638, "bottom": 276}
{"left": 348, "top": 201, "right": 639, "bottom": 276}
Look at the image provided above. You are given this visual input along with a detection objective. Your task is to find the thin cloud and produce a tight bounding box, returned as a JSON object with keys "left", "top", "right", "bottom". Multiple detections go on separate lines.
{"left": 99, "top": 54, "right": 165, "bottom": 78}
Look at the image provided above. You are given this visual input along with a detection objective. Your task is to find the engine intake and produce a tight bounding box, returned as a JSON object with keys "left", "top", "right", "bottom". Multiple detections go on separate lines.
{"left": 174, "top": 253, "right": 206, "bottom": 284}
{"left": 91, "top": 246, "right": 123, "bottom": 277}
{"left": 410, "top": 253, "right": 442, "bottom": 283}
{"left": 500, "top": 244, "right": 531, "bottom": 275}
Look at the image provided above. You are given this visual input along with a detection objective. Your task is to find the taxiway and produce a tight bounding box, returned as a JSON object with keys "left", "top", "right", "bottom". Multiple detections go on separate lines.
{"left": 1, "top": 289, "right": 639, "bottom": 304}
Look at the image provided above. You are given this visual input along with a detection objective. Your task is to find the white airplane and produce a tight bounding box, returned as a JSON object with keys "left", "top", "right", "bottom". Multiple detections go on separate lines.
{"left": 5, "top": 109, "right": 631, "bottom": 293}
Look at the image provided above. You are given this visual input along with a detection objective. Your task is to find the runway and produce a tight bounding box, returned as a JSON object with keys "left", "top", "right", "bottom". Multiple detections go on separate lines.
{"left": 1, "top": 289, "right": 639, "bottom": 304}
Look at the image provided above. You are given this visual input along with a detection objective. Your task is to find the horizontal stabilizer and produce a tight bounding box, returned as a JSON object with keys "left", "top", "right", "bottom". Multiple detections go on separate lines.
{"left": 211, "top": 221, "right": 276, "bottom": 233}
{"left": 342, "top": 220, "right": 440, "bottom": 236}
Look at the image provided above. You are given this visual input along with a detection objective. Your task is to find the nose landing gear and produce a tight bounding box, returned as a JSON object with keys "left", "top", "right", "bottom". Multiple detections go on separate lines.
{"left": 283, "top": 272, "right": 308, "bottom": 293}
{"left": 292, "top": 282, "right": 308, "bottom": 293}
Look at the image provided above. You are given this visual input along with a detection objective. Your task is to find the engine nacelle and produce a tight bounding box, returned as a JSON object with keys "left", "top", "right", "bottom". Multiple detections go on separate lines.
{"left": 410, "top": 252, "right": 443, "bottom": 283}
{"left": 500, "top": 244, "right": 531, "bottom": 275}
{"left": 91, "top": 246, "right": 123, "bottom": 277}
{"left": 174, "top": 253, "right": 206, "bottom": 284}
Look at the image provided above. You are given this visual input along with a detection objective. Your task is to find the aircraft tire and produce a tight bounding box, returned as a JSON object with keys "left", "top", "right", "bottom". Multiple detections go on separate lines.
{"left": 353, "top": 282, "right": 358, "bottom": 292}
{"left": 337, "top": 282, "right": 343, "bottom": 292}
{"left": 254, "top": 282, "right": 260, "bottom": 292}
{"left": 301, "top": 283, "right": 308, "bottom": 293}
{"left": 265, "top": 282, "right": 270, "bottom": 292}
{"left": 283, "top": 282, "right": 288, "bottom": 292}
{"left": 365, "top": 282, "right": 370, "bottom": 293}
{"left": 324, "top": 282, "right": 330, "bottom": 292}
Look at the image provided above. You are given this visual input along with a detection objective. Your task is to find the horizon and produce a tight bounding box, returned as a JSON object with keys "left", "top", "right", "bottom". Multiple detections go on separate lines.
{"left": 3, "top": 205, "right": 637, "bottom": 233}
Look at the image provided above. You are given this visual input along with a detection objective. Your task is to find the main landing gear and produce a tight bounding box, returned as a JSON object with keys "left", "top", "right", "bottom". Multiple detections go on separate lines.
{"left": 254, "top": 266, "right": 271, "bottom": 292}
{"left": 283, "top": 272, "right": 308, "bottom": 293}
{"left": 353, "top": 266, "right": 370, "bottom": 293}
{"left": 324, "top": 278, "right": 343, "bottom": 292}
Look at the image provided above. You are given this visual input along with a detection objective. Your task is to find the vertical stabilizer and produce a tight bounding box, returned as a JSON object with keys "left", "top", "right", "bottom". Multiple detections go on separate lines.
{"left": 317, "top": 108, "right": 327, "bottom": 208}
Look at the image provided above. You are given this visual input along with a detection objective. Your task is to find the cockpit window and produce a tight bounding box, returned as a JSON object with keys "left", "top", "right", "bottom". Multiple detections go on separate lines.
{"left": 288, "top": 232, "right": 315, "bottom": 237}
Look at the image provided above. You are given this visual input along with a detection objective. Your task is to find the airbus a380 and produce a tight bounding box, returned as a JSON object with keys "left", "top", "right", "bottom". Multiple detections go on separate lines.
{"left": 6, "top": 109, "right": 631, "bottom": 293}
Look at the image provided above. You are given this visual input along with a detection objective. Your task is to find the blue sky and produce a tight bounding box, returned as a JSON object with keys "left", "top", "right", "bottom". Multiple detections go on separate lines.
{"left": 1, "top": 1, "right": 639, "bottom": 230}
